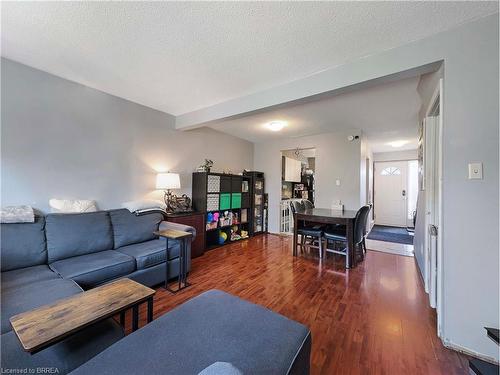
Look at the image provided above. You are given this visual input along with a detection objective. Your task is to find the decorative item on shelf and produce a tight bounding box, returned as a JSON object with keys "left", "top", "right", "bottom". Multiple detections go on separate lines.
{"left": 219, "top": 211, "right": 232, "bottom": 227}
{"left": 230, "top": 212, "right": 239, "bottom": 224}
{"left": 156, "top": 172, "right": 181, "bottom": 213}
{"left": 206, "top": 212, "right": 218, "bottom": 230}
{"left": 242, "top": 180, "right": 249, "bottom": 193}
{"left": 198, "top": 159, "right": 214, "bottom": 173}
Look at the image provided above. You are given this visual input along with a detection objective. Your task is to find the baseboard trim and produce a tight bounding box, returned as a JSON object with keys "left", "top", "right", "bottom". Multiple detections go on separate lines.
{"left": 442, "top": 338, "right": 499, "bottom": 365}
{"left": 268, "top": 231, "right": 287, "bottom": 236}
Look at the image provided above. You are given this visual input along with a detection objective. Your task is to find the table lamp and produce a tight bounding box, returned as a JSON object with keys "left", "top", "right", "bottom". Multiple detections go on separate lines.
{"left": 156, "top": 172, "right": 180, "bottom": 211}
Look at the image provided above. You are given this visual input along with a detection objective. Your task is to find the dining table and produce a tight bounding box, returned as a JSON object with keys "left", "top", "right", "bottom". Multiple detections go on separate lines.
{"left": 293, "top": 207, "right": 359, "bottom": 268}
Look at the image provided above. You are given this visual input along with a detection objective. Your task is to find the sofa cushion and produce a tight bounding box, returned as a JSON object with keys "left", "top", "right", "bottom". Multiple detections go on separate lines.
{"left": 0, "top": 215, "right": 46, "bottom": 271}
{"left": 1, "top": 278, "right": 82, "bottom": 334}
{"left": 49, "top": 250, "right": 135, "bottom": 288}
{"left": 1, "top": 318, "right": 124, "bottom": 375}
{"left": 69, "top": 290, "right": 312, "bottom": 375}
{"left": 116, "top": 239, "right": 181, "bottom": 270}
{"left": 46, "top": 211, "right": 114, "bottom": 263}
{"left": 1, "top": 265, "right": 60, "bottom": 291}
{"left": 109, "top": 209, "right": 163, "bottom": 249}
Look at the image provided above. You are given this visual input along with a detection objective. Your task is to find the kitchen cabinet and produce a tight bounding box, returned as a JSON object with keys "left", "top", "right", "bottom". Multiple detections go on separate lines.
{"left": 284, "top": 157, "right": 302, "bottom": 182}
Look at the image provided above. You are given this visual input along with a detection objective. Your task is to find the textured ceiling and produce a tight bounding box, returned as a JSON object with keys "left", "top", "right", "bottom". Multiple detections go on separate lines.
{"left": 2, "top": 2, "right": 497, "bottom": 116}
{"left": 208, "top": 76, "right": 421, "bottom": 153}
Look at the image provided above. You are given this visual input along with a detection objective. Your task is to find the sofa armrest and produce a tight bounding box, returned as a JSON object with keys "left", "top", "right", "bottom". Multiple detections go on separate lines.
{"left": 159, "top": 221, "right": 197, "bottom": 240}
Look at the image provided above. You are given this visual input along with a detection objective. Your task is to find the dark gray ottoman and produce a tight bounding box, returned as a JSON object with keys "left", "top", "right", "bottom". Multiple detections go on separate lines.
{"left": 71, "top": 290, "right": 311, "bottom": 375}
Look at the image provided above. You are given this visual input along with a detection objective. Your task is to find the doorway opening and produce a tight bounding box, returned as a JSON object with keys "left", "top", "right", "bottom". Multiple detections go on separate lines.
{"left": 368, "top": 159, "right": 418, "bottom": 254}
{"left": 373, "top": 159, "right": 419, "bottom": 228}
{"left": 279, "top": 148, "right": 316, "bottom": 234}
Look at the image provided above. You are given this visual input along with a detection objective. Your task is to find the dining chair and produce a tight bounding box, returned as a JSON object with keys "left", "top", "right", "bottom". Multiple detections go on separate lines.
{"left": 360, "top": 204, "right": 373, "bottom": 258}
{"left": 290, "top": 201, "right": 324, "bottom": 258}
{"left": 302, "top": 199, "right": 314, "bottom": 209}
{"left": 322, "top": 205, "right": 371, "bottom": 264}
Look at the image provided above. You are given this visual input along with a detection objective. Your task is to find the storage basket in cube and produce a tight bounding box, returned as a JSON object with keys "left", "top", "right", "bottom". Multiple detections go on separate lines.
{"left": 219, "top": 193, "right": 231, "bottom": 210}
{"left": 207, "top": 194, "right": 220, "bottom": 211}
{"left": 207, "top": 175, "right": 220, "bottom": 193}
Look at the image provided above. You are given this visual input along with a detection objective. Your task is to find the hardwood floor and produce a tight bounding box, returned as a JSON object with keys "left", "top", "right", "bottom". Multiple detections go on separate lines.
{"left": 126, "top": 234, "right": 468, "bottom": 374}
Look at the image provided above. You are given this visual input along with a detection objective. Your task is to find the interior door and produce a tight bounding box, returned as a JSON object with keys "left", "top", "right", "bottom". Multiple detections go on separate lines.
{"left": 374, "top": 161, "right": 408, "bottom": 227}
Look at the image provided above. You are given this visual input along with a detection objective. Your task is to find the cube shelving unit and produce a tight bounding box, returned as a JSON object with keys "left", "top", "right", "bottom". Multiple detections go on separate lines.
{"left": 192, "top": 172, "right": 256, "bottom": 250}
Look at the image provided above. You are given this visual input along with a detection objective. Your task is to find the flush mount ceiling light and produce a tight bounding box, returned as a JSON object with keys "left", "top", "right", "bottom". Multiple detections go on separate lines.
{"left": 266, "top": 121, "right": 286, "bottom": 131}
{"left": 388, "top": 140, "right": 410, "bottom": 148}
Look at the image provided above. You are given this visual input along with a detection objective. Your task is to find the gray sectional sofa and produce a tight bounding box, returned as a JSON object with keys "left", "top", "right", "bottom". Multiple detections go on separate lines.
{"left": 1, "top": 208, "right": 196, "bottom": 374}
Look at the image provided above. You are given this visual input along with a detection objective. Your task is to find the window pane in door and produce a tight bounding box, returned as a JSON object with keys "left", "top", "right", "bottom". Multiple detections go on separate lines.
{"left": 381, "top": 167, "right": 401, "bottom": 176}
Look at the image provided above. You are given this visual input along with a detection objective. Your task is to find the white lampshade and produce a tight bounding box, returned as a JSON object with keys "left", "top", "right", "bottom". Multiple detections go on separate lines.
{"left": 156, "top": 172, "right": 180, "bottom": 190}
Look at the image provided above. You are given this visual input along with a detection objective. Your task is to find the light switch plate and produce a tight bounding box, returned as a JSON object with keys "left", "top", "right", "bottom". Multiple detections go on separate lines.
{"left": 468, "top": 162, "right": 483, "bottom": 179}
{"left": 335, "top": 179, "right": 341, "bottom": 186}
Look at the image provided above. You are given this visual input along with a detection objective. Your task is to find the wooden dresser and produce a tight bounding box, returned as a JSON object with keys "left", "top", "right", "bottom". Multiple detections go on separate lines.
{"left": 165, "top": 212, "right": 205, "bottom": 258}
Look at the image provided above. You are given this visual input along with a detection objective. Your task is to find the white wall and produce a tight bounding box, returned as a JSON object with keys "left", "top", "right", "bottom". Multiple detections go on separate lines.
{"left": 254, "top": 129, "right": 362, "bottom": 233}
{"left": 373, "top": 149, "right": 418, "bottom": 162}
{"left": 1, "top": 59, "right": 254, "bottom": 212}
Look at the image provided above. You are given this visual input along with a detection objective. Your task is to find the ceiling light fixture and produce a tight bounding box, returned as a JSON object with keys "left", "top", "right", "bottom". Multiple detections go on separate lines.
{"left": 266, "top": 121, "right": 286, "bottom": 131}
{"left": 388, "top": 140, "right": 410, "bottom": 148}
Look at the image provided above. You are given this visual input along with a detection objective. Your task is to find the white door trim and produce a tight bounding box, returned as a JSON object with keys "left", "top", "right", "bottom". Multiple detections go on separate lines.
{"left": 425, "top": 78, "right": 444, "bottom": 337}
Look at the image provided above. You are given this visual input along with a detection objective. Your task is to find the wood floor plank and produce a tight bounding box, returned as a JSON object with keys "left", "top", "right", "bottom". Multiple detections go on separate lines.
{"left": 121, "top": 234, "right": 468, "bottom": 375}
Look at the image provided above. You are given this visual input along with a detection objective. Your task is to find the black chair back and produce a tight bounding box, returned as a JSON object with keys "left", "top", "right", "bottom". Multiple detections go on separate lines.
{"left": 354, "top": 205, "right": 371, "bottom": 244}
{"left": 303, "top": 200, "right": 314, "bottom": 209}
{"left": 291, "top": 200, "right": 304, "bottom": 214}
{"left": 297, "top": 200, "right": 305, "bottom": 211}
{"left": 290, "top": 201, "right": 307, "bottom": 229}
{"left": 363, "top": 204, "right": 373, "bottom": 236}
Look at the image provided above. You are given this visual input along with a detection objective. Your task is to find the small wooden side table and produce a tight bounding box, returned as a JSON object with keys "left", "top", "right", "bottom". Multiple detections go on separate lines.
{"left": 154, "top": 229, "right": 192, "bottom": 293}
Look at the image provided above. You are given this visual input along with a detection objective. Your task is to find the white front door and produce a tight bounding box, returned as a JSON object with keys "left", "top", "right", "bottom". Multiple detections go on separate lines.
{"left": 374, "top": 161, "right": 408, "bottom": 227}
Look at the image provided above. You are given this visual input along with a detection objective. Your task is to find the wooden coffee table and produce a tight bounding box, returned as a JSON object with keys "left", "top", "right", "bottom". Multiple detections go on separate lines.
{"left": 10, "top": 278, "right": 155, "bottom": 354}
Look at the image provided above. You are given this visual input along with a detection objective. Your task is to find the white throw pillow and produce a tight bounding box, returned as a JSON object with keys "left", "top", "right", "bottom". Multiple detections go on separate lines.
{"left": 0, "top": 205, "right": 35, "bottom": 223}
{"left": 49, "top": 199, "right": 98, "bottom": 213}
{"left": 121, "top": 199, "right": 166, "bottom": 213}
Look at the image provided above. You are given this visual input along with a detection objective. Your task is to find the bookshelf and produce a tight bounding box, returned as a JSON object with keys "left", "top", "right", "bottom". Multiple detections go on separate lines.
{"left": 192, "top": 172, "right": 258, "bottom": 250}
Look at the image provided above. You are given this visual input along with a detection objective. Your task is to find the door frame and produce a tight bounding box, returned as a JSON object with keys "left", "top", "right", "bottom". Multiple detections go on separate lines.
{"left": 425, "top": 79, "right": 444, "bottom": 337}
